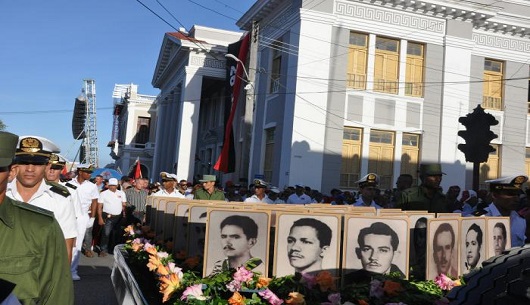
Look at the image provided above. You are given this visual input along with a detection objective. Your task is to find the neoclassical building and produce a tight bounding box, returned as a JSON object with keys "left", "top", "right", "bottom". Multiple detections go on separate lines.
{"left": 235, "top": 0, "right": 530, "bottom": 193}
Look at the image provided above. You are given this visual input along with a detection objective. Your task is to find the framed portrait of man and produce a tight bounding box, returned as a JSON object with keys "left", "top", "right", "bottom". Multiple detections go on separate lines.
{"left": 273, "top": 212, "right": 341, "bottom": 277}
{"left": 186, "top": 204, "right": 209, "bottom": 258}
{"left": 203, "top": 209, "right": 271, "bottom": 277}
{"left": 485, "top": 217, "right": 511, "bottom": 259}
{"left": 408, "top": 213, "right": 435, "bottom": 280}
{"left": 426, "top": 218, "right": 459, "bottom": 280}
{"left": 460, "top": 218, "right": 486, "bottom": 275}
{"left": 172, "top": 203, "right": 190, "bottom": 256}
{"left": 342, "top": 216, "right": 409, "bottom": 287}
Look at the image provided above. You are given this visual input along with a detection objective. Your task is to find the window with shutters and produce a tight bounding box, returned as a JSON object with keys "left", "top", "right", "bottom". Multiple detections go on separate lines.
{"left": 263, "top": 128, "right": 275, "bottom": 182}
{"left": 347, "top": 32, "right": 368, "bottom": 90}
{"left": 405, "top": 42, "right": 424, "bottom": 97}
{"left": 135, "top": 117, "right": 150, "bottom": 148}
{"left": 368, "top": 130, "right": 395, "bottom": 189}
{"left": 479, "top": 144, "right": 500, "bottom": 189}
{"left": 374, "top": 37, "right": 399, "bottom": 94}
{"left": 270, "top": 41, "right": 282, "bottom": 94}
{"left": 483, "top": 59, "right": 503, "bottom": 110}
{"left": 400, "top": 133, "right": 421, "bottom": 185}
{"left": 341, "top": 127, "right": 362, "bottom": 189}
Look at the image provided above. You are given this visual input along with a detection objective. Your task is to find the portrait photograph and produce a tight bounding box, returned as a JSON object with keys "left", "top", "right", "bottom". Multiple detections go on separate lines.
{"left": 408, "top": 213, "right": 435, "bottom": 280}
{"left": 171, "top": 203, "right": 190, "bottom": 256}
{"left": 273, "top": 212, "right": 341, "bottom": 277}
{"left": 186, "top": 204, "right": 209, "bottom": 258}
{"left": 485, "top": 217, "right": 511, "bottom": 259}
{"left": 426, "top": 218, "right": 460, "bottom": 280}
{"left": 342, "top": 216, "right": 409, "bottom": 286}
{"left": 154, "top": 199, "right": 167, "bottom": 238}
{"left": 460, "top": 218, "right": 486, "bottom": 275}
{"left": 203, "top": 209, "right": 271, "bottom": 277}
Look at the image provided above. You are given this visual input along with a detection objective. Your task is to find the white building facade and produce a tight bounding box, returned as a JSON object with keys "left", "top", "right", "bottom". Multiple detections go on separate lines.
{"left": 237, "top": 0, "right": 530, "bottom": 193}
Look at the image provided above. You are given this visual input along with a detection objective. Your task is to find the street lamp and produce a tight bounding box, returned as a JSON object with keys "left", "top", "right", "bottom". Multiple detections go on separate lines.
{"left": 225, "top": 54, "right": 253, "bottom": 90}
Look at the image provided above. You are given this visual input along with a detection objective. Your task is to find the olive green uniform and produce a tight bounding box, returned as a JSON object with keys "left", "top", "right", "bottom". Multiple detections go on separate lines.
{"left": 0, "top": 196, "right": 74, "bottom": 305}
{"left": 396, "top": 186, "right": 448, "bottom": 213}
{"left": 193, "top": 188, "right": 225, "bottom": 201}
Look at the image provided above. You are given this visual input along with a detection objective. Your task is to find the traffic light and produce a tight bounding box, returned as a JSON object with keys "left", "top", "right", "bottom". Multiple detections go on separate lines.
{"left": 457, "top": 105, "right": 498, "bottom": 163}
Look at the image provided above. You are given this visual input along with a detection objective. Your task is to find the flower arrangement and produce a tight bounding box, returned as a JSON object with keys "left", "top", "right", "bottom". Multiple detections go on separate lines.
{"left": 122, "top": 225, "right": 462, "bottom": 305}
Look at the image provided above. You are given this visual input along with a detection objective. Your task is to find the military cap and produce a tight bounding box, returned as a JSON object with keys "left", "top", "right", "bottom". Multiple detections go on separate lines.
{"left": 77, "top": 163, "right": 95, "bottom": 173}
{"left": 295, "top": 183, "right": 305, "bottom": 188}
{"left": 160, "top": 172, "right": 178, "bottom": 182}
{"left": 0, "top": 131, "right": 19, "bottom": 167}
{"left": 419, "top": 163, "right": 446, "bottom": 176}
{"left": 357, "top": 173, "right": 379, "bottom": 188}
{"left": 253, "top": 179, "right": 268, "bottom": 188}
{"left": 199, "top": 174, "right": 216, "bottom": 182}
{"left": 270, "top": 186, "right": 281, "bottom": 194}
{"left": 486, "top": 175, "right": 528, "bottom": 193}
{"left": 49, "top": 153, "right": 67, "bottom": 170}
{"left": 14, "top": 135, "right": 60, "bottom": 164}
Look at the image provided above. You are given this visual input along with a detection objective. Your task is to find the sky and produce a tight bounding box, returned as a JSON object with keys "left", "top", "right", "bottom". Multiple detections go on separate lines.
{"left": 0, "top": 0, "right": 255, "bottom": 167}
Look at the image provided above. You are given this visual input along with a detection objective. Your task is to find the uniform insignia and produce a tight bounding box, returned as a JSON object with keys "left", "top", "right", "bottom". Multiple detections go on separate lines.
{"left": 472, "top": 209, "right": 488, "bottom": 217}
{"left": 46, "top": 181, "right": 70, "bottom": 197}
{"left": 65, "top": 182, "right": 77, "bottom": 190}
{"left": 12, "top": 200, "right": 54, "bottom": 218}
{"left": 19, "top": 137, "right": 42, "bottom": 153}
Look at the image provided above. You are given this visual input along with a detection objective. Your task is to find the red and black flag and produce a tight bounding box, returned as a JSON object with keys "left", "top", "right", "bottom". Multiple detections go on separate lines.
{"left": 214, "top": 33, "right": 250, "bottom": 173}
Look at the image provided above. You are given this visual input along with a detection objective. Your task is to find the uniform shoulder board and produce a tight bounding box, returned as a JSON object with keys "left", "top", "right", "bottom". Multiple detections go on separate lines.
{"left": 65, "top": 182, "right": 77, "bottom": 190}
{"left": 46, "top": 181, "right": 71, "bottom": 198}
{"left": 11, "top": 199, "right": 54, "bottom": 218}
{"left": 472, "top": 209, "right": 488, "bottom": 217}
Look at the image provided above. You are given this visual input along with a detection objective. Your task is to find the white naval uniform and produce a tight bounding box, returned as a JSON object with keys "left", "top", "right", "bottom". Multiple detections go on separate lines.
{"left": 6, "top": 179, "right": 77, "bottom": 239}
{"left": 353, "top": 197, "right": 383, "bottom": 209}
{"left": 155, "top": 189, "right": 186, "bottom": 198}
{"left": 483, "top": 203, "right": 527, "bottom": 248}
{"left": 244, "top": 194, "right": 273, "bottom": 204}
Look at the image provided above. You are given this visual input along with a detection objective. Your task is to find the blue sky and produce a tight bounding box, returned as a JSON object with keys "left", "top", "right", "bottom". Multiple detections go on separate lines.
{"left": 0, "top": 0, "right": 255, "bottom": 166}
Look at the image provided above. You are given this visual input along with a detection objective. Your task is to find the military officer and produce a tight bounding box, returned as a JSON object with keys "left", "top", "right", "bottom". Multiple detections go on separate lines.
{"left": 6, "top": 136, "right": 77, "bottom": 263}
{"left": 475, "top": 175, "right": 528, "bottom": 248}
{"left": 244, "top": 179, "right": 273, "bottom": 203}
{"left": 0, "top": 131, "right": 74, "bottom": 304}
{"left": 397, "top": 163, "right": 448, "bottom": 213}
{"left": 194, "top": 174, "right": 225, "bottom": 200}
{"left": 156, "top": 172, "right": 185, "bottom": 198}
{"left": 353, "top": 173, "right": 382, "bottom": 209}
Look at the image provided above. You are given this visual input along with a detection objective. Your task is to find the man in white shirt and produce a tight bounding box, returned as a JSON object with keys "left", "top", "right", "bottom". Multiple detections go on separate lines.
{"left": 353, "top": 173, "right": 382, "bottom": 209}
{"left": 156, "top": 172, "right": 185, "bottom": 198}
{"left": 6, "top": 136, "right": 77, "bottom": 263}
{"left": 287, "top": 184, "right": 313, "bottom": 204}
{"left": 244, "top": 179, "right": 273, "bottom": 203}
{"left": 97, "top": 178, "right": 127, "bottom": 257}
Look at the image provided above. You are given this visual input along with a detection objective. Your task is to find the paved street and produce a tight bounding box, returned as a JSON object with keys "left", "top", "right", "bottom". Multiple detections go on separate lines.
{"left": 74, "top": 253, "right": 118, "bottom": 305}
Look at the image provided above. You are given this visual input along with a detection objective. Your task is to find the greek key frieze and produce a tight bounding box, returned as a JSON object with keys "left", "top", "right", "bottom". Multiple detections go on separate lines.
{"left": 190, "top": 56, "right": 225, "bottom": 69}
{"left": 473, "top": 32, "right": 530, "bottom": 53}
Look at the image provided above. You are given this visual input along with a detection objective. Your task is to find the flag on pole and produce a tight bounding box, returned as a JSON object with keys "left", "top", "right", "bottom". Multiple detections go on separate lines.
{"left": 134, "top": 157, "right": 142, "bottom": 179}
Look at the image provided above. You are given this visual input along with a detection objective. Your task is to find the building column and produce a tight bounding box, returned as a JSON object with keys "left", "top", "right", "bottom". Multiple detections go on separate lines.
{"left": 176, "top": 73, "right": 203, "bottom": 181}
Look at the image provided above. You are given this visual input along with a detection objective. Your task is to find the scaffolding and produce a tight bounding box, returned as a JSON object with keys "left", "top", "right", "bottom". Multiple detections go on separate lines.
{"left": 82, "top": 79, "right": 99, "bottom": 167}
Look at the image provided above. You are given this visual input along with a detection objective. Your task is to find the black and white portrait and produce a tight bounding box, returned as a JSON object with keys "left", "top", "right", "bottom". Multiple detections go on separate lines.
{"left": 408, "top": 213, "right": 435, "bottom": 280}
{"left": 486, "top": 217, "right": 510, "bottom": 259}
{"left": 343, "top": 216, "right": 409, "bottom": 285}
{"left": 186, "top": 205, "right": 209, "bottom": 258}
{"left": 204, "top": 209, "right": 270, "bottom": 277}
{"left": 460, "top": 218, "right": 485, "bottom": 274}
{"left": 273, "top": 213, "right": 340, "bottom": 277}
{"left": 427, "top": 218, "right": 459, "bottom": 280}
{"left": 172, "top": 203, "right": 190, "bottom": 256}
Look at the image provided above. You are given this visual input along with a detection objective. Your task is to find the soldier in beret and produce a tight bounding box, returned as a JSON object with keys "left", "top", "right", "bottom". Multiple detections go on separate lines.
{"left": 396, "top": 163, "right": 448, "bottom": 213}
{"left": 474, "top": 175, "right": 528, "bottom": 248}
{"left": 0, "top": 131, "right": 74, "bottom": 304}
{"left": 6, "top": 136, "right": 77, "bottom": 263}
{"left": 353, "top": 173, "right": 382, "bottom": 209}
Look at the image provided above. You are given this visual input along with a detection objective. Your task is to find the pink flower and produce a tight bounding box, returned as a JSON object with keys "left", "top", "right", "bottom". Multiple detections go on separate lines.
{"left": 227, "top": 280, "right": 242, "bottom": 292}
{"left": 258, "top": 288, "right": 283, "bottom": 305}
{"left": 369, "top": 279, "right": 384, "bottom": 299}
{"left": 434, "top": 274, "right": 455, "bottom": 291}
{"left": 321, "top": 292, "right": 341, "bottom": 305}
{"left": 233, "top": 266, "right": 254, "bottom": 283}
{"left": 180, "top": 284, "right": 207, "bottom": 301}
{"left": 157, "top": 251, "right": 169, "bottom": 259}
{"left": 167, "top": 262, "right": 183, "bottom": 278}
{"left": 301, "top": 272, "right": 317, "bottom": 289}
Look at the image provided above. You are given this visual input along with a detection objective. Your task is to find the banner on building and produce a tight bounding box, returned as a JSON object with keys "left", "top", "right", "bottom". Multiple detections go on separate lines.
{"left": 213, "top": 33, "right": 250, "bottom": 173}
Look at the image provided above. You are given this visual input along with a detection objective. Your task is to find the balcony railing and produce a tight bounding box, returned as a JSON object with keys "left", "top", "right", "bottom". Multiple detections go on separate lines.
{"left": 405, "top": 82, "right": 423, "bottom": 97}
{"left": 347, "top": 73, "right": 366, "bottom": 89}
{"left": 374, "top": 79, "right": 398, "bottom": 94}
{"left": 482, "top": 96, "right": 502, "bottom": 110}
